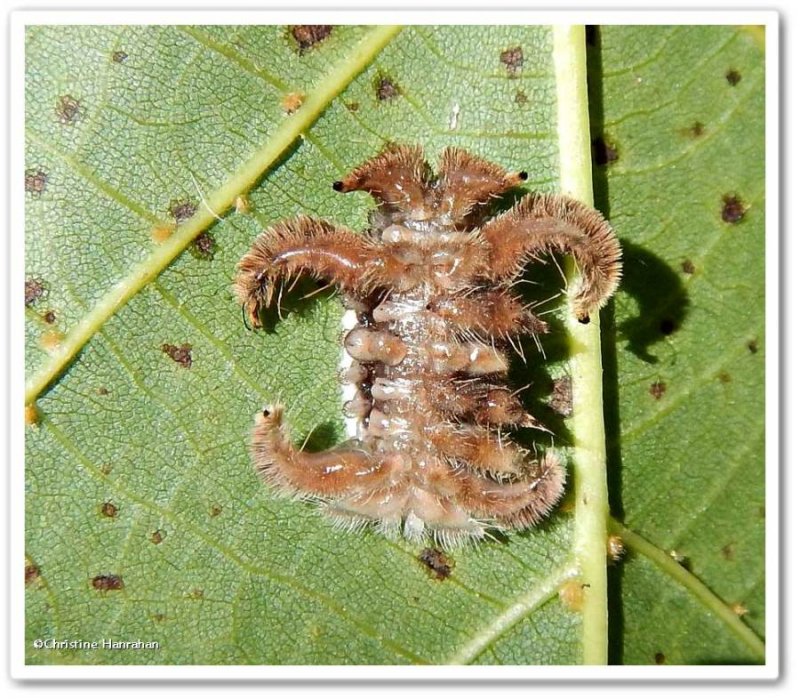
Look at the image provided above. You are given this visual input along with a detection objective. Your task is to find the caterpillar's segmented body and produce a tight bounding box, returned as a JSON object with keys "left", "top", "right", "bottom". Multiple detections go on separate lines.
{"left": 235, "top": 145, "right": 621, "bottom": 547}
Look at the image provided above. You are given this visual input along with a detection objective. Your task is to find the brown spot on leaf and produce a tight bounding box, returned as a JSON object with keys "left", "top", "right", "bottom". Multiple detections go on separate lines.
{"left": 92, "top": 574, "right": 124, "bottom": 591}
{"left": 549, "top": 376, "right": 573, "bottom": 417}
{"left": 25, "top": 404, "right": 40, "bottom": 426}
{"left": 721, "top": 194, "right": 746, "bottom": 224}
{"left": 717, "top": 371, "right": 732, "bottom": 384}
{"left": 190, "top": 232, "right": 217, "bottom": 261}
{"left": 681, "top": 259, "right": 696, "bottom": 275}
{"left": 375, "top": 75, "right": 400, "bottom": 102}
{"left": 592, "top": 137, "right": 618, "bottom": 166}
{"left": 150, "top": 529, "right": 165, "bottom": 545}
{"left": 100, "top": 502, "right": 118, "bottom": 518}
{"left": 25, "top": 278, "right": 46, "bottom": 306}
{"left": 514, "top": 90, "right": 528, "bottom": 105}
{"left": 281, "top": 91, "right": 305, "bottom": 114}
{"left": 97, "top": 386, "right": 110, "bottom": 396}
{"left": 169, "top": 199, "right": 197, "bottom": 223}
{"left": 56, "top": 94, "right": 81, "bottom": 124}
{"left": 187, "top": 588, "right": 204, "bottom": 599}
{"left": 40, "top": 329, "right": 64, "bottom": 353}
{"left": 559, "top": 580, "right": 586, "bottom": 612}
{"left": 747, "top": 338, "right": 759, "bottom": 354}
{"left": 25, "top": 563, "right": 41, "bottom": 585}
{"left": 721, "top": 543, "right": 735, "bottom": 560}
{"left": 500, "top": 46, "right": 524, "bottom": 76}
{"left": 726, "top": 69, "right": 742, "bottom": 86}
{"left": 290, "top": 25, "right": 333, "bottom": 54}
{"left": 687, "top": 121, "right": 705, "bottom": 137}
{"left": 150, "top": 222, "right": 175, "bottom": 244}
{"left": 210, "top": 505, "right": 222, "bottom": 518}
{"left": 25, "top": 169, "right": 48, "bottom": 195}
{"left": 654, "top": 651, "right": 666, "bottom": 665}
{"left": 649, "top": 380, "right": 666, "bottom": 400}
{"left": 161, "top": 343, "right": 193, "bottom": 369}
{"left": 345, "top": 101, "right": 360, "bottom": 112}
{"left": 99, "top": 463, "right": 113, "bottom": 476}
{"left": 112, "top": 50, "right": 128, "bottom": 63}
{"left": 43, "top": 310, "right": 57, "bottom": 324}
{"left": 419, "top": 548, "right": 454, "bottom": 580}
{"left": 151, "top": 612, "right": 166, "bottom": 623}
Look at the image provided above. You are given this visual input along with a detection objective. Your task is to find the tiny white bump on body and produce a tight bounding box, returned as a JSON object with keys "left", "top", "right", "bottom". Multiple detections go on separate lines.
{"left": 340, "top": 308, "right": 360, "bottom": 439}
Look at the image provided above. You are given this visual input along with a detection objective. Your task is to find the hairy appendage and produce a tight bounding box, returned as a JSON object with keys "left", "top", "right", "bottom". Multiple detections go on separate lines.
{"left": 479, "top": 193, "right": 622, "bottom": 320}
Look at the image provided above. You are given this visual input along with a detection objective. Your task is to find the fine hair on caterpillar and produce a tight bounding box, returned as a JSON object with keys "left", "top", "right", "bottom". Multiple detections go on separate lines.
{"left": 235, "top": 144, "right": 622, "bottom": 547}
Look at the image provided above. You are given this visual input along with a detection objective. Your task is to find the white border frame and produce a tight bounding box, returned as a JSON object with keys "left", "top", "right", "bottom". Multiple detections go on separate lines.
{"left": 8, "top": 8, "right": 780, "bottom": 682}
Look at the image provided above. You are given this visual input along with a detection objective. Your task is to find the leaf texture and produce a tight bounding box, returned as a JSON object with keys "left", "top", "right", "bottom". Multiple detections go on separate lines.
{"left": 24, "top": 24, "right": 765, "bottom": 666}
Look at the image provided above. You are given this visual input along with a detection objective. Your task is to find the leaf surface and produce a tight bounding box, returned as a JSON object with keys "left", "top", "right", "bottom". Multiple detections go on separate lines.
{"left": 24, "top": 24, "right": 765, "bottom": 666}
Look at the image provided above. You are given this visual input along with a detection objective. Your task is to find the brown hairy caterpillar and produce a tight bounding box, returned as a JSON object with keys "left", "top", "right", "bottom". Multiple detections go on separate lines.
{"left": 235, "top": 144, "right": 621, "bottom": 547}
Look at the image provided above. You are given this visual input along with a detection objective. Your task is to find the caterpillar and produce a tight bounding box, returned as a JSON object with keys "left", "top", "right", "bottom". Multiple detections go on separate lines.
{"left": 235, "top": 144, "right": 621, "bottom": 547}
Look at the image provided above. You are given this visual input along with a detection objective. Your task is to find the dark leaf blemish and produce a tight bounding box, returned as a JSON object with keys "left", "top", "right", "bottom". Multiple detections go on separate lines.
{"left": 500, "top": 46, "right": 524, "bottom": 76}
{"left": 680, "top": 259, "right": 696, "bottom": 275}
{"left": 290, "top": 25, "right": 333, "bottom": 54}
{"left": 100, "top": 502, "right": 118, "bottom": 518}
{"left": 92, "top": 574, "right": 124, "bottom": 591}
{"left": 375, "top": 75, "right": 400, "bottom": 102}
{"left": 191, "top": 232, "right": 217, "bottom": 261}
{"left": 25, "top": 278, "right": 46, "bottom": 307}
{"left": 25, "top": 563, "right": 41, "bottom": 585}
{"left": 726, "top": 69, "right": 742, "bottom": 86}
{"left": 112, "top": 50, "right": 128, "bottom": 63}
{"left": 169, "top": 199, "right": 197, "bottom": 223}
{"left": 56, "top": 94, "right": 81, "bottom": 124}
{"left": 721, "top": 194, "right": 746, "bottom": 224}
{"left": 649, "top": 380, "right": 666, "bottom": 400}
{"left": 25, "top": 169, "right": 48, "bottom": 195}
{"left": 419, "top": 548, "right": 454, "bottom": 580}
{"left": 161, "top": 343, "right": 193, "bottom": 369}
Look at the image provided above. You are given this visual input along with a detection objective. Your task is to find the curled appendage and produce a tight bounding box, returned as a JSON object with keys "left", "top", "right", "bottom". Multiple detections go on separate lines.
{"left": 334, "top": 143, "right": 432, "bottom": 216}
{"left": 437, "top": 147, "right": 528, "bottom": 224}
{"left": 429, "top": 289, "right": 549, "bottom": 340}
{"left": 233, "top": 216, "right": 381, "bottom": 327}
{"left": 452, "top": 451, "right": 565, "bottom": 529}
{"left": 479, "top": 193, "right": 622, "bottom": 320}
{"left": 251, "top": 405, "right": 408, "bottom": 497}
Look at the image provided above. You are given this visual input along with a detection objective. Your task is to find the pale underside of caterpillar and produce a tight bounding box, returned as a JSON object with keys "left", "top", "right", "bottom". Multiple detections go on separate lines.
{"left": 234, "top": 144, "right": 622, "bottom": 548}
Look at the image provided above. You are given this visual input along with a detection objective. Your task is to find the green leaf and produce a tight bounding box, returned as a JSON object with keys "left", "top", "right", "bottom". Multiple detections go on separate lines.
{"left": 24, "top": 24, "right": 765, "bottom": 666}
